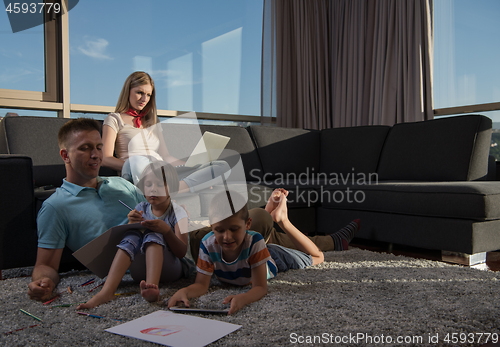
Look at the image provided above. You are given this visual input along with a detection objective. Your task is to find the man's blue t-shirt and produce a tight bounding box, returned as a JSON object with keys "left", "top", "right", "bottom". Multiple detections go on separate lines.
{"left": 37, "top": 177, "right": 145, "bottom": 252}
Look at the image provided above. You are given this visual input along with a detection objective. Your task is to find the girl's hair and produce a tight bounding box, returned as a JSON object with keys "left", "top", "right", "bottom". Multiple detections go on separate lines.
{"left": 136, "top": 161, "right": 180, "bottom": 197}
{"left": 115, "top": 71, "right": 158, "bottom": 127}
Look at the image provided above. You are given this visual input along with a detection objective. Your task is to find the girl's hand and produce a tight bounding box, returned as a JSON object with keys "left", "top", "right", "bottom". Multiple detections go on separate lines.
{"left": 141, "top": 219, "right": 172, "bottom": 235}
{"left": 128, "top": 209, "right": 144, "bottom": 224}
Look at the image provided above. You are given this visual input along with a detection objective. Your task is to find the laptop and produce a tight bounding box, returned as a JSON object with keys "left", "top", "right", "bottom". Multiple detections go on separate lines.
{"left": 175, "top": 131, "right": 230, "bottom": 172}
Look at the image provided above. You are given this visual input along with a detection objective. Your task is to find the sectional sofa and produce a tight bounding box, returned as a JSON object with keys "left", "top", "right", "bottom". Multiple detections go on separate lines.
{"left": 1, "top": 114, "right": 499, "bottom": 274}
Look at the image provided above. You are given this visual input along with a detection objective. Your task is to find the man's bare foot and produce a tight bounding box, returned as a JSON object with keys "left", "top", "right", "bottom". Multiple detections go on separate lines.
{"left": 265, "top": 188, "right": 288, "bottom": 214}
{"left": 76, "top": 291, "right": 115, "bottom": 310}
{"left": 140, "top": 280, "right": 160, "bottom": 302}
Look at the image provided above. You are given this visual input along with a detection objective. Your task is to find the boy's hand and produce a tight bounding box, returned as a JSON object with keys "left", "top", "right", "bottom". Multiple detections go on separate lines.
{"left": 28, "top": 277, "right": 55, "bottom": 302}
{"left": 128, "top": 209, "right": 144, "bottom": 224}
{"left": 141, "top": 219, "right": 172, "bottom": 235}
{"left": 223, "top": 294, "right": 245, "bottom": 315}
{"left": 167, "top": 290, "right": 190, "bottom": 309}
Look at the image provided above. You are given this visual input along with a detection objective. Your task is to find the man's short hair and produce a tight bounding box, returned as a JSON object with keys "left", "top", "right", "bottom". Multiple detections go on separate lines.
{"left": 58, "top": 118, "right": 101, "bottom": 149}
{"left": 208, "top": 190, "right": 249, "bottom": 224}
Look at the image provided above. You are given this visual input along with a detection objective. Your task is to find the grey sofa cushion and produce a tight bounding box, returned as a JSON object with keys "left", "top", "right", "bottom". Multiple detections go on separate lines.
{"left": 320, "top": 181, "right": 500, "bottom": 221}
{"left": 377, "top": 115, "right": 492, "bottom": 181}
{"left": 248, "top": 125, "right": 321, "bottom": 179}
{"left": 320, "top": 125, "right": 390, "bottom": 176}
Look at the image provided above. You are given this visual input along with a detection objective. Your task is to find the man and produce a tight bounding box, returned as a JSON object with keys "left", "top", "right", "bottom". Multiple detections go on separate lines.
{"left": 28, "top": 118, "right": 144, "bottom": 301}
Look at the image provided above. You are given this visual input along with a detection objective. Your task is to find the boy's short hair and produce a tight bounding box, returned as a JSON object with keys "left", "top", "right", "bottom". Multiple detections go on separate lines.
{"left": 136, "top": 161, "right": 179, "bottom": 196}
{"left": 58, "top": 118, "right": 101, "bottom": 149}
{"left": 208, "top": 190, "right": 249, "bottom": 224}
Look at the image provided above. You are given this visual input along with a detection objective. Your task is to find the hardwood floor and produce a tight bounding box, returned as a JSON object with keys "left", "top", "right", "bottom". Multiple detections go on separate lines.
{"left": 349, "top": 239, "right": 500, "bottom": 272}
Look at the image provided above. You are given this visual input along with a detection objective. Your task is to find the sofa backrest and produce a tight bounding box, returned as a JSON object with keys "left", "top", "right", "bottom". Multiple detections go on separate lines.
{"left": 0, "top": 116, "right": 71, "bottom": 187}
{"left": 320, "top": 125, "right": 391, "bottom": 178}
{"left": 377, "top": 115, "right": 492, "bottom": 181}
{"left": 248, "top": 125, "right": 321, "bottom": 181}
{"left": 0, "top": 116, "right": 114, "bottom": 187}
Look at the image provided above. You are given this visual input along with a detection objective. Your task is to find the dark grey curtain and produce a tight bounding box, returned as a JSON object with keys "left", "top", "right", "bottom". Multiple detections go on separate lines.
{"left": 261, "top": 0, "right": 434, "bottom": 129}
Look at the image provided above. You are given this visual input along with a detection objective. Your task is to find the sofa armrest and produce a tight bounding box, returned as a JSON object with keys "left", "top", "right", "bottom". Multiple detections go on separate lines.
{"left": 0, "top": 155, "right": 38, "bottom": 270}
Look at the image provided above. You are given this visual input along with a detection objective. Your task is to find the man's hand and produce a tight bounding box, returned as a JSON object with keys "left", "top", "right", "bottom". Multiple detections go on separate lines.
{"left": 28, "top": 277, "right": 55, "bottom": 302}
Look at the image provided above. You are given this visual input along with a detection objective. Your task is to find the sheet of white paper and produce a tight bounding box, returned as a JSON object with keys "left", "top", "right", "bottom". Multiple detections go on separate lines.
{"left": 184, "top": 131, "right": 230, "bottom": 167}
{"left": 105, "top": 310, "right": 241, "bottom": 347}
{"left": 72, "top": 223, "right": 144, "bottom": 279}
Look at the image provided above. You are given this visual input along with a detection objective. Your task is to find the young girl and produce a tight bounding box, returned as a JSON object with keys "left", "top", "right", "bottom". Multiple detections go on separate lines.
{"left": 77, "top": 162, "right": 188, "bottom": 309}
{"left": 102, "top": 71, "right": 230, "bottom": 193}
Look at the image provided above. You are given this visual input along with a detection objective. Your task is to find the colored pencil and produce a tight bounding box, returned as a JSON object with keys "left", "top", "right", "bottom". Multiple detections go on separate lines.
{"left": 80, "top": 278, "right": 95, "bottom": 286}
{"left": 3, "top": 324, "right": 40, "bottom": 335}
{"left": 118, "top": 200, "right": 134, "bottom": 211}
{"left": 76, "top": 311, "right": 105, "bottom": 319}
{"left": 42, "top": 294, "right": 60, "bottom": 305}
{"left": 76, "top": 311, "right": 122, "bottom": 322}
{"left": 114, "top": 291, "right": 138, "bottom": 296}
{"left": 88, "top": 282, "right": 104, "bottom": 292}
{"left": 50, "top": 302, "right": 86, "bottom": 308}
{"left": 19, "top": 309, "right": 42, "bottom": 322}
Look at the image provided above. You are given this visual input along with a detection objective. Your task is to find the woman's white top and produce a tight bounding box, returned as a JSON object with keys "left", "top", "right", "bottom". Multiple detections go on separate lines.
{"left": 103, "top": 113, "right": 163, "bottom": 161}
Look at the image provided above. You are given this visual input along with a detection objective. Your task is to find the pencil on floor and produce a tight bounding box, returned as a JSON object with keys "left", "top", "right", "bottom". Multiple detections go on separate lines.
{"left": 19, "top": 309, "right": 42, "bottom": 322}
{"left": 43, "top": 294, "right": 60, "bottom": 305}
{"left": 3, "top": 324, "right": 41, "bottom": 335}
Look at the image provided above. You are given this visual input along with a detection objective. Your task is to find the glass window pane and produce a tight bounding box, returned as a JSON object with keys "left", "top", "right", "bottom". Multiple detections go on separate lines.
{"left": 0, "top": 10, "right": 45, "bottom": 91}
{"left": 69, "top": 0, "right": 263, "bottom": 116}
{"left": 434, "top": 0, "right": 500, "bottom": 110}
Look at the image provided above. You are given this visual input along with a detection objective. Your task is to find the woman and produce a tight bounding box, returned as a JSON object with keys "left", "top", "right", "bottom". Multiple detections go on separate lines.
{"left": 102, "top": 71, "right": 230, "bottom": 193}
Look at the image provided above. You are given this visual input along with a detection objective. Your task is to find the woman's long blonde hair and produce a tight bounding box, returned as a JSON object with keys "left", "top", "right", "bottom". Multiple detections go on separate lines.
{"left": 115, "top": 71, "right": 158, "bottom": 127}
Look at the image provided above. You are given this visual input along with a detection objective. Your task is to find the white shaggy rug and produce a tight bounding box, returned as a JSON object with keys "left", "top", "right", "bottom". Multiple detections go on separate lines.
{"left": 1, "top": 248, "right": 499, "bottom": 347}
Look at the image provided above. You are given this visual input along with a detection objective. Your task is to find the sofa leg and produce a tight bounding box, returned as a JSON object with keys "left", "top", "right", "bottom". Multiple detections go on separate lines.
{"left": 441, "top": 251, "right": 487, "bottom": 266}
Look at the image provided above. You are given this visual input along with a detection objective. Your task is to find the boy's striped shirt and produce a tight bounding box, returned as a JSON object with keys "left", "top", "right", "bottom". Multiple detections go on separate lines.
{"left": 197, "top": 230, "right": 278, "bottom": 285}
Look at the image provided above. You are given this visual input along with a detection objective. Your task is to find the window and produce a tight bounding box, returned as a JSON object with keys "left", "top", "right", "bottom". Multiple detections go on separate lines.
{"left": 0, "top": 12, "right": 44, "bottom": 92}
{"left": 434, "top": 0, "right": 500, "bottom": 123}
{"left": 68, "top": 0, "right": 263, "bottom": 117}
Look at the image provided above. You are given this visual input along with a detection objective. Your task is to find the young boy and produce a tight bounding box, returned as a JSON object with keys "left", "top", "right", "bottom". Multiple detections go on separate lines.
{"left": 78, "top": 162, "right": 188, "bottom": 309}
{"left": 167, "top": 188, "right": 359, "bottom": 315}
